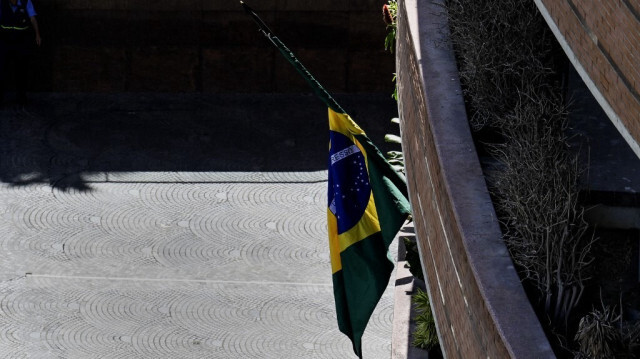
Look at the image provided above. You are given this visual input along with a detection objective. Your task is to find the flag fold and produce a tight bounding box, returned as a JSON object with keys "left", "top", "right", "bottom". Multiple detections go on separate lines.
{"left": 241, "top": 3, "right": 412, "bottom": 356}
{"left": 327, "top": 108, "right": 410, "bottom": 358}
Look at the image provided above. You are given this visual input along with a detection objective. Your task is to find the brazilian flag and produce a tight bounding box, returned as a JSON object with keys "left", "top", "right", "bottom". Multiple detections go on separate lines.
{"left": 327, "top": 108, "right": 411, "bottom": 357}
{"left": 241, "top": 2, "right": 411, "bottom": 357}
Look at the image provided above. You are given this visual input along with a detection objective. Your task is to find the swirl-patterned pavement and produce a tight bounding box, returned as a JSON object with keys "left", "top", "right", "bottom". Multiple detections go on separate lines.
{"left": 0, "top": 94, "right": 399, "bottom": 358}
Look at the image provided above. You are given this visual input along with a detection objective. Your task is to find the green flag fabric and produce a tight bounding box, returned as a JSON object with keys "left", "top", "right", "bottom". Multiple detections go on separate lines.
{"left": 241, "top": 2, "right": 411, "bottom": 356}
{"left": 327, "top": 108, "right": 411, "bottom": 357}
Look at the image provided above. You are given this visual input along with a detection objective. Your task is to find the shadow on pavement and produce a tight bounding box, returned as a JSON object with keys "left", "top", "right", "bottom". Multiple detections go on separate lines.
{"left": 0, "top": 93, "right": 398, "bottom": 190}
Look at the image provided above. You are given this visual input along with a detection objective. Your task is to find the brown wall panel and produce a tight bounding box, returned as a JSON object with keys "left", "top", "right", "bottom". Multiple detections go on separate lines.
{"left": 536, "top": 0, "right": 640, "bottom": 152}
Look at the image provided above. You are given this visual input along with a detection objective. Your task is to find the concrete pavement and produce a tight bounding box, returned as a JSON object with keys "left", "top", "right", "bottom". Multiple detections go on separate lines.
{"left": 0, "top": 93, "right": 399, "bottom": 358}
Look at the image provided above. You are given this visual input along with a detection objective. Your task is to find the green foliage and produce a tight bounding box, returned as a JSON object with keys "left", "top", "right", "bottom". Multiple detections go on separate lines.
{"left": 384, "top": 134, "right": 402, "bottom": 144}
{"left": 386, "top": 150, "right": 403, "bottom": 158}
{"left": 385, "top": 27, "right": 396, "bottom": 53}
{"left": 412, "top": 288, "right": 438, "bottom": 350}
{"left": 391, "top": 74, "right": 398, "bottom": 101}
{"left": 384, "top": 118, "right": 405, "bottom": 174}
{"left": 383, "top": 1, "right": 398, "bottom": 53}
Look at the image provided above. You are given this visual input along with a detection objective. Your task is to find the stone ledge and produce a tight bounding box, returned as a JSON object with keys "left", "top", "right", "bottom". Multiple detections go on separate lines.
{"left": 395, "top": 0, "right": 555, "bottom": 357}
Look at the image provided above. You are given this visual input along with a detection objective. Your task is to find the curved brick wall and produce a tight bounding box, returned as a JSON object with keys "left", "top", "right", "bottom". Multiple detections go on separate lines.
{"left": 25, "top": 0, "right": 392, "bottom": 92}
{"left": 396, "top": 0, "right": 555, "bottom": 357}
{"left": 534, "top": 0, "right": 640, "bottom": 157}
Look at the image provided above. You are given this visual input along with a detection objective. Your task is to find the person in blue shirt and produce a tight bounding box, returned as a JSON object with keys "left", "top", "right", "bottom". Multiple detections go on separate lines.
{"left": 0, "top": 0, "right": 41, "bottom": 107}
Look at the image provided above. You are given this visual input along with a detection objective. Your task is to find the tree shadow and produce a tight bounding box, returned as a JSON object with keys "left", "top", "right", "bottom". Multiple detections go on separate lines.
{"left": 0, "top": 93, "right": 398, "bottom": 191}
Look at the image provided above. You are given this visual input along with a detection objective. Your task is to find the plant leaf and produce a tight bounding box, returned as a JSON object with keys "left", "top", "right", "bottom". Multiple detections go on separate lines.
{"left": 384, "top": 134, "right": 402, "bottom": 144}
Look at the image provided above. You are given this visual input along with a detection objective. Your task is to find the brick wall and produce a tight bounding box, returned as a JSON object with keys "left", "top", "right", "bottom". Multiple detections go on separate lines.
{"left": 24, "top": 0, "right": 393, "bottom": 92}
{"left": 396, "top": 0, "right": 554, "bottom": 357}
{"left": 535, "top": 0, "right": 640, "bottom": 154}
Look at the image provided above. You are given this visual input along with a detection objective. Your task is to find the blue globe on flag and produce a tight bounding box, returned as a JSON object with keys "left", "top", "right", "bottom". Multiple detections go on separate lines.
{"left": 328, "top": 131, "right": 371, "bottom": 234}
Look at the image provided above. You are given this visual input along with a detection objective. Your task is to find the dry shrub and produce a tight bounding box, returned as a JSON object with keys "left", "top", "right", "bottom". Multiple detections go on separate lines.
{"left": 575, "top": 305, "right": 640, "bottom": 358}
{"left": 575, "top": 305, "right": 622, "bottom": 359}
{"left": 490, "top": 90, "right": 594, "bottom": 327}
{"left": 445, "top": 0, "right": 594, "bottom": 333}
{"left": 624, "top": 323, "right": 640, "bottom": 356}
{"left": 446, "top": 0, "right": 557, "bottom": 130}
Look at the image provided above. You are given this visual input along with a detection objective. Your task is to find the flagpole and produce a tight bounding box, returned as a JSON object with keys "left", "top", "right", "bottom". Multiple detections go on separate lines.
{"left": 240, "top": 1, "right": 346, "bottom": 114}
